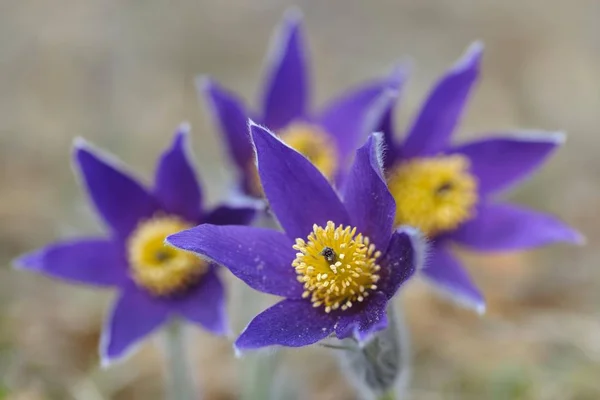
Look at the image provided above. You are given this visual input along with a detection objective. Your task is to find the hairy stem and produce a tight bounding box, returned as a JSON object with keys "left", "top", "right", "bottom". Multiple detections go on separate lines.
{"left": 162, "top": 319, "right": 197, "bottom": 400}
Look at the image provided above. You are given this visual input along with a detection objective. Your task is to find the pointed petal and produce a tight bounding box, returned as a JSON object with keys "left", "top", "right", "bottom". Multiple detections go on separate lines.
{"left": 402, "top": 42, "right": 483, "bottom": 157}
{"left": 174, "top": 267, "right": 227, "bottom": 336}
{"left": 234, "top": 299, "right": 334, "bottom": 351}
{"left": 378, "top": 100, "right": 401, "bottom": 169}
{"left": 199, "top": 77, "right": 254, "bottom": 170}
{"left": 154, "top": 123, "right": 203, "bottom": 222}
{"left": 319, "top": 66, "right": 407, "bottom": 162}
{"left": 343, "top": 134, "right": 395, "bottom": 250}
{"left": 250, "top": 122, "right": 350, "bottom": 239}
{"left": 450, "top": 132, "right": 565, "bottom": 196}
{"left": 167, "top": 224, "right": 302, "bottom": 299}
{"left": 451, "top": 202, "right": 583, "bottom": 251}
{"left": 203, "top": 205, "right": 256, "bottom": 226}
{"left": 422, "top": 244, "right": 485, "bottom": 313}
{"left": 377, "top": 226, "right": 426, "bottom": 299}
{"left": 15, "top": 238, "right": 125, "bottom": 287}
{"left": 334, "top": 291, "right": 388, "bottom": 344}
{"left": 100, "top": 284, "right": 170, "bottom": 366}
{"left": 260, "top": 9, "right": 309, "bottom": 130}
{"left": 74, "top": 139, "right": 160, "bottom": 239}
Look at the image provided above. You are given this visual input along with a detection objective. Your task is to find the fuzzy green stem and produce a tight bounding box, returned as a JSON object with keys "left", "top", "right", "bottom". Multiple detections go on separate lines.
{"left": 377, "top": 391, "right": 396, "bottom": 400}
{"left": 163, "top": 319, "right": 197, "bottom": 400}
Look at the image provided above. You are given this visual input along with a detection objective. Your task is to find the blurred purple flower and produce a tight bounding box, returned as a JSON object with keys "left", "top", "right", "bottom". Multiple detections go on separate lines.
{"left": 379, "top": 42, "right": 583, "bottom": 313}
{"left": 15, "top": 124, "right": 255, "bottom": 365}
{"left": 200, "top": 9, "right": 402, "bottom": 200}
{"left": 167, "top": 123, "right": 426, "bottom": 351}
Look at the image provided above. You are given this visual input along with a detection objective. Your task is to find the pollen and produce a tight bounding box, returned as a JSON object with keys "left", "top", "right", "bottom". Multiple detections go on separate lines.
{"left": 127, "top": 216, "right": 207, "bottom": 296}
{"left": 292, "top": 221, "right": 381, "bottom": 313}
{"left": 246, "top": 123, "right": 338, "bottom": 197}
{"left": 387, "top": 155, "right": 478, "bottom": 236}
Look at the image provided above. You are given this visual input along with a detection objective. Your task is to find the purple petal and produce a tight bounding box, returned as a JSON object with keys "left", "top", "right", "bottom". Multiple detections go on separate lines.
{"left": 203, "top": 205, "right": 256, "bottom": 226}
{"left": 377, "top": 227, "right": 426, "bottom": 299}
{"left": 334, "top": 291, "right": 389, "bottom": 344}
{"left": 402, "top": 42, "right": 483, "bottom": 157}
{"left": 250, "top": 122, "right": 350, "bottom": 239}
{"left": 154, "top": 124, "right": 203, "bottom": 222}
{"left": 174, "top": 267, "right": 227, "bottom": 336}
{"left": 451, "top": 202, "right": 583, "bottom": 251}
{"left": 100, "top": 283, "right": 170, "bottom": 365}
{"left": 260, "top": 9, "right": 308, "bottom": 130}
{"left": 199, "top": 77, "right": 254, "bottom": 171}
{"left": 421, "top": 244, "right": 485, "bottom": 313}
{"left": 343, "top": 134, "right": 395, "bottom": 251}
{"left": 450, "top": 132, "right": 565, "bottom": 196}
{"left": 74, "top": 139, "right": 160, "bottom": 239}
{"left": 166, "top": 224, "right": 302, "bottom": 299}
{"left": 234, "top": 299, "right": 334, "bottom": 351}
{"left": 15, "top": 238, "right": 126, "bottom": 287}
{"left": 378, "top": 101, "right": 401, "bottom": 169}
{"left": 319, "top": 66, "right": 407, "bottom": 162}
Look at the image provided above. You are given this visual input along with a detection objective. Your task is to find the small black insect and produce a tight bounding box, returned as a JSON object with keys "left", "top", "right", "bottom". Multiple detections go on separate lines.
{"left": 320, "top": 246, "right": 337, "bottom": 263}
{"left": 436, "top": 181, "right": 454, "bottom": 195}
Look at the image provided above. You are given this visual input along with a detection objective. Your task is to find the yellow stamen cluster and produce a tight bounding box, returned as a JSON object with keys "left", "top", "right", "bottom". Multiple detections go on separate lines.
{"left": 127, "top": 216, "right": 207, "bottom": 296}
{"left": 292, "top": 221, "right": 381, "bottom": 313}
{"left": 246, "top": 123, "right": 338, "bottom": 197}
{"left": 387, "top": 155, "right": 478, "bottom": 236}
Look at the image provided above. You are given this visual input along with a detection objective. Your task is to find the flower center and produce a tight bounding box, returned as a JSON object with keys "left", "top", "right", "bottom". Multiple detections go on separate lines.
{"left": 386, "top": 155, "right": 478, "bottom": 236}
{"left": 246, "top": 123, "right": 338, "bottom": 197}
{"left": 292, "top": 221, "right": 381, "bottom": 313}
{"left": 127, "top": 216, "right": 207, "bottom": 296}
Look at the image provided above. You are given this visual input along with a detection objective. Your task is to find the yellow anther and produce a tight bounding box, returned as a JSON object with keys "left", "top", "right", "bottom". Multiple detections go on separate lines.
{"left": 127, "top": 215, "right": 207, "bottom": 296}
{"left": 291, "top": 221, "right": 381, "bottom": 313}
{"left": 387, "top": 155, "right": 478, "bottom": 236}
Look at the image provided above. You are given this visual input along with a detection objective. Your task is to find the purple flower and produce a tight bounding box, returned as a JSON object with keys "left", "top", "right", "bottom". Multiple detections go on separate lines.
{"left": 199, "top": 10, "right": 402, "bottom": 200}
{"left": 167, "top": 122, "right": 426, "bottom": 351}
{"left": 378, "top": 42, "right": 583, "bottom": 313}
{"left": 15, "top": 124, "right": 255, "bottom": 365}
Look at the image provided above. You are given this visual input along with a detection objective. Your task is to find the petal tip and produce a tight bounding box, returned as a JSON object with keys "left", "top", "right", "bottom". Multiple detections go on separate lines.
{"left": 424, "top": 275, "right": 487, "bottom": 314}
{"left": 100, "top": 355, "right": 113, "bottom": 369}
{"left": 510, "top": 130, "right": 567, "bottom": 145}
{"left": 195, "top": 74, "right": 213, "bottom": 93}
{"left": 72, "top": 137, "right": 95, "bottom": 160}
{"left": 232, "top": 340, "right": 249, "bottom": 358}
{"left": 72, "top": 136, "right": 90, "bottom": 150}
{"left": 549, "top": 131, "right": 567, "bottom": 144}
{"left": 281, "top": 6, "right": 304, "bottom": 29}
{"left": 247, "top": 118, "right": 262, "bottom": 130}
{"left": 388, "top": 61, "right": 412, "bottom": 88}
{"left": 475, "top": 302, "right": 486, "bottom": 315}
{"left": 572, "top": 230, "right": 587, "bottom": 246}
{"left": 12, "top": 251, "right": 39, "bottom": 271}
{"left": 164, "top": 232, "right": 184, "bottom": 250}
{"left": 177, "top": 121, "right": 192, "bottom": 136}
{"left": 451, "top": 40, "right": 484, "bottom": 74}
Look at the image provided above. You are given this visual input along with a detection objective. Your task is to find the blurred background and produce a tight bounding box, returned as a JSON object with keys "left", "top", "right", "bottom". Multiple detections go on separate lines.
{"left": 1, "top": 1, "right": 599, "bottom": 399}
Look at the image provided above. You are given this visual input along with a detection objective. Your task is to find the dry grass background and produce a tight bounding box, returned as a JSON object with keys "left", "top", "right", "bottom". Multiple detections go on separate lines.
{"left": 1, "top": 1, "right": 599, "bottom": 399}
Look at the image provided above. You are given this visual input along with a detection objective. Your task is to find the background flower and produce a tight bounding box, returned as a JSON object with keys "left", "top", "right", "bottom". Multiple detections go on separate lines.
{"left": 378, "top": 43, "right": 582, "bottom": 312}
{"left": 200, "top": 9, "right": 403, "bottom": 200}
{"left": 15, "top": 124, "right": 255, "bottom": 365}
{"left": 168, "top": 123, "right": 426, "bottom": 351}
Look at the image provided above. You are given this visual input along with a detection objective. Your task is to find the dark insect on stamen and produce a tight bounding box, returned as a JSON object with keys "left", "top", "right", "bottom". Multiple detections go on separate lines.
{"left": 320, "top": 246, "right": 337, "bottom": 263}
{"left": 436, "top": 181, "right": 454, "bottom": 195}
{"left": 155, "top": 249, "right": 173, "bottom": 263}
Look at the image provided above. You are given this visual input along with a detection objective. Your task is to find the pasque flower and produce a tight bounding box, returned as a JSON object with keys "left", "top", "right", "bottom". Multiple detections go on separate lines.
{"left": 15, "top": 124, "right": 255, "bottom": 365}
{"left": 200, "top": 10, "right": 401, "bottom": 200}
{"left": 167, "top": 122, "right": 425, "bottom": 351}
{"left": 378, "top": 42, "right": 582, "bottom": 312}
